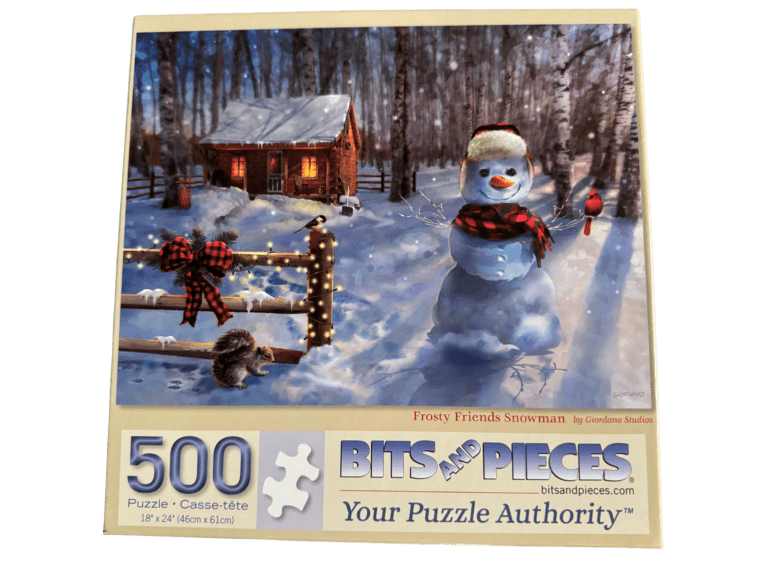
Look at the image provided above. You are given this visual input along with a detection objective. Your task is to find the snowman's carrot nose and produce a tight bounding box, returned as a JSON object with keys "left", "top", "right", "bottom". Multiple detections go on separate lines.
{"left": 489, "top": 175, "right": 514, "bottom": 188}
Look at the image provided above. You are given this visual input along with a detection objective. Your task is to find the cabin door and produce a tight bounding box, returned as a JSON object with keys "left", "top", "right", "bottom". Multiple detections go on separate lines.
{"left": 267, "top": 152, "right": 283, "bottom": 193}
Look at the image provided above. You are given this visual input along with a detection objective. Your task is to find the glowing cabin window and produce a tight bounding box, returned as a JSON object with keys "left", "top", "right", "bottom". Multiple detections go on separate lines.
{"left": 231, "top": 157, "right": 245, "bottom": 180}
{"left": 302, "top": 156, "right": 318, "bottom": 179}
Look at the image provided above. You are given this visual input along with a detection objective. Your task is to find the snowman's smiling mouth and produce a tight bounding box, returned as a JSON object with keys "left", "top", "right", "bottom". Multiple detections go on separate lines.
{"left": 478, "top": 184, "right": 520, "bottom": 202}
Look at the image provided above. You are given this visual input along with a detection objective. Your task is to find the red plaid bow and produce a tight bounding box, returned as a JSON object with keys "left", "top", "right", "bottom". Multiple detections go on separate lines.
{"left": 159, "top": 237, "right": 234, "bottom": 327}
{"left": 453, "top": 203, "right": 554, "bottom": 267}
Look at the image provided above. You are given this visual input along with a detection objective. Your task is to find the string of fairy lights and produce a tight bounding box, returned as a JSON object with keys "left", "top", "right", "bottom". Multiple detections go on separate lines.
{"left": 122, "top": 229, "right": 342, "bottom": 349}
{"left": 304, "top": 231, "right": 337, "bottom": 347}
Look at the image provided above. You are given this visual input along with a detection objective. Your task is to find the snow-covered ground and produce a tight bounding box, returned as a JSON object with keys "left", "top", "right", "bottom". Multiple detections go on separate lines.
{"left": 117, "top": 158, "right": 651, "bottom": 408}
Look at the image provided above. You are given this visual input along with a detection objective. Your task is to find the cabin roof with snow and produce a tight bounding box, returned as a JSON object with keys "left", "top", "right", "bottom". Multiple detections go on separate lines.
{"left": 200, "top": 95, "right": 360, "bottom": 148}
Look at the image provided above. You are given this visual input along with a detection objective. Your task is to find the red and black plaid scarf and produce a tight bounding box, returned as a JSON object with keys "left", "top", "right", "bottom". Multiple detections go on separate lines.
{"left": 159, "top": 237, "right": 234, "bottom": 327}
{"left": 453, "top": 203, "right": 554, "bottom": 267}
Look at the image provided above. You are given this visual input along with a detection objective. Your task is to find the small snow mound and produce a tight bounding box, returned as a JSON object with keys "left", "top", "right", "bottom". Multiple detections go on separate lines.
{"left": 428, "top": 330, "right": 523, "bottom": 364}
{"left": 138, "top": 288, "right": 169, "bottom": 305}
{"left": 272, "top": 345, "right": 374, "bottom": 405}
{"left": 338, "top": 195, "right": 361, "bottom": 209}
{"left": 154, "top": 336, "right": 177, "bottom": 349}
{"left": 235, "top": 290, "right": 274, "bottom": 312}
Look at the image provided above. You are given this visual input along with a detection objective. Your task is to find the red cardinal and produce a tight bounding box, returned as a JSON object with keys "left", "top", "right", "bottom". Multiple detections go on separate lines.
{"left": 583, "top": 189, "right": 604, "bottom": 236}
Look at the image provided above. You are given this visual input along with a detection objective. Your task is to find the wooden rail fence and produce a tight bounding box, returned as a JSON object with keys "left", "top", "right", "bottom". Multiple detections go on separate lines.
{"left": 357, "top": 170, "right": 417, "bottom": 194}
{"left": 126, "top": 173, "right": 205, "bottom": 199}
{"left": 118, "top": 229, "right": 335, "bottom": 364}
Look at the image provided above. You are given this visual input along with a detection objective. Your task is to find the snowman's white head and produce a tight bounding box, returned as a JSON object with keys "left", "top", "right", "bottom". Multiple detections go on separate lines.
{"left": 459, "top": 124, "right": 534, "bottom": 205}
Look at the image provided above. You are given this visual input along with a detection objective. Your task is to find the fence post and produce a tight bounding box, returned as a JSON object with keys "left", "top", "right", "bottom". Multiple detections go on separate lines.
{"left": 306, "top": 229, "right": 335, "bottom": 352}
{"left": 380, "top": 170, "right": 385, "bottom": 193}
{"left": 149, "top": 172, "right": 155, "bottom": 198}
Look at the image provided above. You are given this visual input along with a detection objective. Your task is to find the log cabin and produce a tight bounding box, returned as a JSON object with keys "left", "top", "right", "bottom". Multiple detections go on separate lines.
{"left": 198, "top": 95, "right": 360, "bottom": 203}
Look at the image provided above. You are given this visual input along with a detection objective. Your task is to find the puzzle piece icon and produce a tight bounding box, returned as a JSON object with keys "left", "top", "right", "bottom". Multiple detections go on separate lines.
{"left": 262, "top": 443, "right": 319, "bottom": 518}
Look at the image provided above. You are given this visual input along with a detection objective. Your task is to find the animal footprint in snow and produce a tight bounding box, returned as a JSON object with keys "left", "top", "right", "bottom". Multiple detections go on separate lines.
{"left": 166, "top": 378, "right": 198, "bottom": 392}
{"left": 138, "top": 288, "right": 169, "bottom": 305}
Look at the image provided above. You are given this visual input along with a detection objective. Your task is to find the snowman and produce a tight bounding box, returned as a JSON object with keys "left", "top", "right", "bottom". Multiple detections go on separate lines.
{"left": 412, "top": 124, "right": 561, "bottom": 406}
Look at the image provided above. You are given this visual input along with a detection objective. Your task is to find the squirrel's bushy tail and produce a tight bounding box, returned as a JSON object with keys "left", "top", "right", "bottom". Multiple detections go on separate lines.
{"left": 213, "top": 329, "right": 255, "bottom": 354}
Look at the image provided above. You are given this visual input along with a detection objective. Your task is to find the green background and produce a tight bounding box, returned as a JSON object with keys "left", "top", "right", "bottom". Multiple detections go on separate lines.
{"left": 7, "top": 0, "right": 766, "bottom": 574}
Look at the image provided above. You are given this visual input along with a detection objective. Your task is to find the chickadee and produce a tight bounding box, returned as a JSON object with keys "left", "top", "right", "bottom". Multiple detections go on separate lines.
{"left": 294, "top": 215, "right": 327, "bottom": 234}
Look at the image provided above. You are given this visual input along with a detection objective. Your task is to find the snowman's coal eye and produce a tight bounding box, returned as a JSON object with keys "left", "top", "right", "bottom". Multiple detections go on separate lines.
{"left": 505, "top": 168, "right": 517, "bottom": 176}
{"left": 479, "top": 168, "right": 490, "bottom": 177}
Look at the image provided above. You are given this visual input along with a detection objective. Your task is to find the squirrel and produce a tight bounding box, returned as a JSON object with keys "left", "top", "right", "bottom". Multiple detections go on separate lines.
{"left": 211, "top": 329, "right": 275, "bottom": 389}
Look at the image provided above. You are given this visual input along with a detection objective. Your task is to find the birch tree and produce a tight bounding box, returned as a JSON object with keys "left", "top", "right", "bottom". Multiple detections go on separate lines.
{"left": 354, "top": 29, "right": 374, "bottom": 164}
{"left": 438, "top": 40, "right": 454, "bottom": 167}
{"left": 447, "top": 30, "right": 463, "bottom": 160}
{"left": 389, "top": 27, "right": 412, "bottom": 202}
{"left": 615, "top": 107, "right": 640, "bottom": 221}
{"left": 241, "top": 31, "right": 259, "bottom": 98}
{"left": 129, "top": 76, "right": 148, "bottom": 175}
{"left": 317, "top": 29, "right": 340, "bottom": 95}
{"left": 156, "top": 33, "right": 179, "bottom": 208}
{"left": 377, "top": 28, "right": 394, "bottom": 169}
{"left": 210, "top": 31, "right": 224, "bottom": 133}
{"left": 589, "top": 24, "right": 622, "bottom": 174}
{"left": 341, "top": 29, "right": 352, "bottom": 96}
{"left": 593, "top": 27, "right": 635, "bottom": 189}
{"left": 176, "top": 37, "right": 191, "bottom": 130}
{"left": 258, "top": 30, "right": 273, "bottom": 98}
{"left": 191, "top": 32, "right": 206, "bottom": 136}
{"left": 501, "top": 26, "right": 520, "bottom": 122}
{"left": 287, "top": 31, "right": 302, "bottom": 97}
{"left": 298, "top": 29, "right": 317, "bottom": 96}
{"left": 589, "top": 77, "right": 611, "bottom": 175}
{"left": 463, "top": 26, "right": 477, "bottom": 141}
{"left": 551, "top": 25, "right": 574, "bottom": 217}
{"left": 476, "top": 26, "right": 490, "bottom": 125}
{"left": 173, "top": 36, "right": 190, "bottom": 175}
{"left": 230, "top": 31, "right": 244, "bottom": 100}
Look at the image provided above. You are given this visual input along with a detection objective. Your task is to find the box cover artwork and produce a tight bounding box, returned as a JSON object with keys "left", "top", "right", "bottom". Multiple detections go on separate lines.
{"left": 105, "top": 11, "right": 660, "bottom": 547}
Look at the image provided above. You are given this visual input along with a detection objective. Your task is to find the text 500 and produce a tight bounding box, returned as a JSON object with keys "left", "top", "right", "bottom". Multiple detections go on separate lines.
{"left": 127, "top": 436, "right": 251, "bottom": 495}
